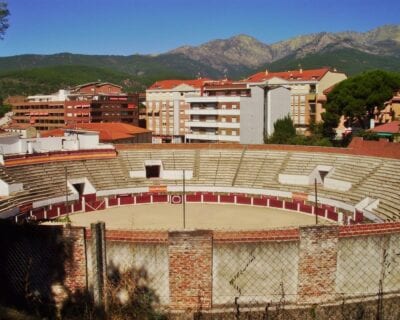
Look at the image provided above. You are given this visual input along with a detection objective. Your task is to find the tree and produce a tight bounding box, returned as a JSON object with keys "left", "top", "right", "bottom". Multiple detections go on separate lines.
{"left": 323, "top": 70, "right": 400, "bottom": 137}
{"left": 265, "top": 115, "right": 296, "bottom": 144}
{"left": 0, "top": 1, "right": 9, "bottom": 39}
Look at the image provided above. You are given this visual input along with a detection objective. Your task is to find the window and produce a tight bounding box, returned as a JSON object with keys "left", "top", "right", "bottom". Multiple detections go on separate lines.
{"left": 145, "top": 165, "right": 160, "bottom": 178}
{"left": 232, "top": 105, "right": 237, "bottom": 109}
{"left": 232, "top": 130, "right": 237, "bottom": 136}
{"left": 221, "top": 130, "right": 226, "bottom": 135}
{"left": 221, "top": 105, "right": 226, "bottom": 109}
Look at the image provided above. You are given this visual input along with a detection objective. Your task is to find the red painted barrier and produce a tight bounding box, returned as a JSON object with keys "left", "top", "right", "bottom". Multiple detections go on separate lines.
{"left": 236, "top": 195, "right": 251, "bottom": 205}
{"left": 136, "top": 195, "right": 151, "bottom": 204}
{"left": 83, "top": 193, "right": 96, "bottom": 202}
{"left": 354, "top": 210, "right": 364, "bottom": 223}
{"left": 284, "top": 201, "right": 297, "bottom": 211}
{"left": 186, "top": 194, "right": 201, "bottom": 202}
{"left": 220, "top": 195, "right": 235, "bottom": 203}
{"left": 119, "top": 195, "right": 134, "bottom": 205}
{"left": 46, "top": 207, "right": 58, "bottom": 219}
{"left": 32, "top": 208, "right": 46, "bottom": 220}
{"left": 152, "top": 194, "right": 168, "bottom": 203}
{"left": 327, "top": 210, "right": 338, "bottom": 221}
{"left": 58, "top": 204, "right": 67, "bottom": 215}
{"left": 269, "top": 199, "right": 283, "bottom": 208}
{"left": 253, "top": 197, "right": 268, "bottom": 206}
{"left": 108, "top": 198, "right": 118, "bottom": 206}
{"left": 74, "top": 201, "right": 82, "bottom": 211}
{"left": 299, "top": 203, "right": 313, "bottom": 214}
{"left": 85, "top": 200, "right": 105, "bottom": 212}
{"left": 203, "top": 194, "right": 218, "bottom": 202}
{"left": 316, "top": 207, "right": 326, "bottom": 217}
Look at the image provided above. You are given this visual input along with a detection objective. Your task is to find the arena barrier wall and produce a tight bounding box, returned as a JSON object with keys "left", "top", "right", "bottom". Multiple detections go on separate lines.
{"left": 15, "top": 191, "right": 364, "bottom": 224}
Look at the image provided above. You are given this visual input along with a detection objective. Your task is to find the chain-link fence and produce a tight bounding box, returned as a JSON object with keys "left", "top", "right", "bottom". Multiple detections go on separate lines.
{"left": 1, "top": 221, "right": 400, "bottom": 320}
{"left": 206, "top": 231, "right": 400, "bottom": 320}
{"left": 0, "top": 221, "right": 77, "bottom": 318}
{"left": 213, "top": 241, "right": 299, "bottom": 306}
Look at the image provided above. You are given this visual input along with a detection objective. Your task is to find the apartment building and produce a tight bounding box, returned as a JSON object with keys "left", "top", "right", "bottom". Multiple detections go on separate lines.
{"left": 245, "top": 67, "right": 347, "bottom": 130}
{"left": 11, "top": 90, "right": 68, "bottom": 131}
{"left": 68, "top": 82, "right": 139, "bottom": 126}
{"left": 185, "top": 82, "right": 291, "bottom": 144}
{"left": 11, "top": 82, "right": 139, "bottom": 131}
{"left": 145, "top": 78, "right": 211, "bottom": 143}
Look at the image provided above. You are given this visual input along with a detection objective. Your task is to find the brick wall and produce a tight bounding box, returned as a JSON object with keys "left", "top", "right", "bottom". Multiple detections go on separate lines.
{"left": 168, "top": 230, "right": 213, "bottom": 311}
{"left": 61, "top": 227, "right": 87, "bottom": 293}
{"left": 298, "top": 225, "right": 339, "bottom": 304}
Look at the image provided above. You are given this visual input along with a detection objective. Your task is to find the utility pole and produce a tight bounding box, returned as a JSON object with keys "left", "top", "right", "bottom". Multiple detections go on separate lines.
{"left": 315, "top": 178, "right": 318, "bottom": 225}
{"left": 183, "top": 169, "right": 186, "bottom": 229}
{"left": 65, "top": 166, "right": 71, "bottom": 224}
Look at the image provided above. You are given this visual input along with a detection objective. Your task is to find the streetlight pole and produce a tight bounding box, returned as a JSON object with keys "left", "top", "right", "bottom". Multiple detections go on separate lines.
{"left": 183, "top": 169, "right": 186, "bottom": 229}
{"left": 65, "top": 166, "right": 71, "bottom": 224}
{"left": 315, "top": 178, "right": 318, "bottom": 225}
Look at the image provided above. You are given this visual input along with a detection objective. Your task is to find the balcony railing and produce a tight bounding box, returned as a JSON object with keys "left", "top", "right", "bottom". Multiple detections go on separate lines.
{"left": 185, "top": 121, "right": 240, "bottom": 129}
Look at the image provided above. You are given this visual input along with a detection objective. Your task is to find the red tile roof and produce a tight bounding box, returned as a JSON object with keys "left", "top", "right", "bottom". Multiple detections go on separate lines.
{"left": 370, "top": 121, "right": 400, "bottom": 134}
{"left": 204, "top": 82, "right": 248, "bottom": 90}
{"left": 42, "top": 123, "right": 151, "bottom": 141}
{"left": 4, "top": 123, "right": 34, "bottom": 130}
{"left": 245, "top": 68, "right": 331, "bottom": 83}
{"left": 148, "top": 78, "right": 212, "bottom": 90}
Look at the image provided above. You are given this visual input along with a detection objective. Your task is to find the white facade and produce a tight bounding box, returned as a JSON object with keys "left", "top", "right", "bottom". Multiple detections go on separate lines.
{"left": 146, "top": 84, "right": 202, "bottom": 142}
{"left": 240, "top": 86, "right": 291, "bottom": 144}
{"left": 27, "top": 89, "right": 70, "bottom": 102}
{"left": 0, "top": 130, "right": 113, "bottom": 156}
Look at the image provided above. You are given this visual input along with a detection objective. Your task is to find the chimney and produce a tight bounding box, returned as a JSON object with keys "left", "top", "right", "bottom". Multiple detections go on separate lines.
{"left": 298, "top": 64, "right": 302, "bottom": 74}
{"left": 265, "top": 69, "right": 269, "bottom": 75}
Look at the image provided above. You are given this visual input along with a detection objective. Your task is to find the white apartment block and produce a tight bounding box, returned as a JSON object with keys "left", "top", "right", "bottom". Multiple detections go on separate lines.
{"left": 145, "top": 79, "right": 211, "bottom": 143}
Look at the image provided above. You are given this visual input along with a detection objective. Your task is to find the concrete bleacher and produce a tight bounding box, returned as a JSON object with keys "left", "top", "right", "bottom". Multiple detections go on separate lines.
{"left": 1, "top": 146, "right": 400, "bottom": 222}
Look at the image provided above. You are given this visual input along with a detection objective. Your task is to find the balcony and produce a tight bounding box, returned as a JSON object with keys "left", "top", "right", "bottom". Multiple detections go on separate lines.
{"left": 185, "top": 121, "right": 240, "bottom": 129}
{"left": 185, "top": 133, "right": 240, "bottom": 142}
{"left": 186, "top": 109, "right": 240, "bottom": 116}
{"left": 185, "top": 95, "right": 241, "bottom": 103}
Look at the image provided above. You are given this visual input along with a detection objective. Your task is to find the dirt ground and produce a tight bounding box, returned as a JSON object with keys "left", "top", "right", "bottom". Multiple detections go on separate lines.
{"left": 69, "top": 203, "right": 328, "bottom": 230}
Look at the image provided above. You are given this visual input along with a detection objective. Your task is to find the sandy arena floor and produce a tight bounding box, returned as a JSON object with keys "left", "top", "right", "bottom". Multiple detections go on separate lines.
{"left": 69, "top": 203, "right": 329, "bottom": 230}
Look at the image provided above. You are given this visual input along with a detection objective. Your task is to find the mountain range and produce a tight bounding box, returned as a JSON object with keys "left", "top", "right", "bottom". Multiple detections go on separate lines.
{"left": 1, "top": 24, "right": 400, "bottom": 98}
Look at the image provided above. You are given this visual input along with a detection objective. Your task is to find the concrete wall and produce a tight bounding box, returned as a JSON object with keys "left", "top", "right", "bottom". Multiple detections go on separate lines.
{"left": 0, "top": 135, "right": 21, "bottom": 154}
{"left": 82, "top": 223, "right": 400, "bottom": 312}
{"left": 105, "top": 241, "right": 170, "bottom": 305}
{"left": 0, "top": 179, "right": 23, "bottom": 196}
{"left": 240, "top": 86, "right": 265, "bottom": 144}
{"left": 318, "top": 71, "right": 347, "bottom": 94}
{"left": 213, "top": 241, "right": 299, "bottom": 305}
{"left": 265, "top": 86, "right": 291, "bottom": 136}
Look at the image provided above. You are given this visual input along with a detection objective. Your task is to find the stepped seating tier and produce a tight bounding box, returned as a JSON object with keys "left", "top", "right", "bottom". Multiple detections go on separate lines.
{"left": 0, "top": 147, "right": 399, "bottom": 221}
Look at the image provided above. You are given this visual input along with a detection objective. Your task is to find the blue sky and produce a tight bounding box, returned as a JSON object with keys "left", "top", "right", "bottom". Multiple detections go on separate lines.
{"left": 0, "top": 0, "right": 399, "bottom": 57}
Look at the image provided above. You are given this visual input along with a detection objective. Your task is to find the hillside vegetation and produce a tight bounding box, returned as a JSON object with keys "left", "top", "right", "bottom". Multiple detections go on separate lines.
{"left": 0, "top": 65, "right": 185, "bottom": 98}
{"left": 1, "top": 25, "right": 399, "bottom": 98}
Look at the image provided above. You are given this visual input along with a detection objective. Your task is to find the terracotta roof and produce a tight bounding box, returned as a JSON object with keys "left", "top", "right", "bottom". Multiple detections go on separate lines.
{"left": 370, "top": 121, "right": 400, "bottom": 134}
{"left": 245, "top": 68, "right": 331, "bottom": 83}
{"left": 204, "top": 82, "right": 248, "bottom": 90}
{"left": 42, "top": 123, "right": 151, "bottom": 141}
{"left": 4, "top": 123, "right": 34, "bottom": 130}
{"left": 72, "top": 82, "right": 122, "bottom": 90}
{"left": 148, "top": 78, "right": 212, "bottom": 90}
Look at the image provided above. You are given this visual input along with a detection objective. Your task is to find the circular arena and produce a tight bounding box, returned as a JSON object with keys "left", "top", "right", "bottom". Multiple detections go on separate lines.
{"left": 1, "top": 140, "right": 399, "bottom": 225}
{"left": 1, "top": 141, "right": 400, "bottom": 317}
